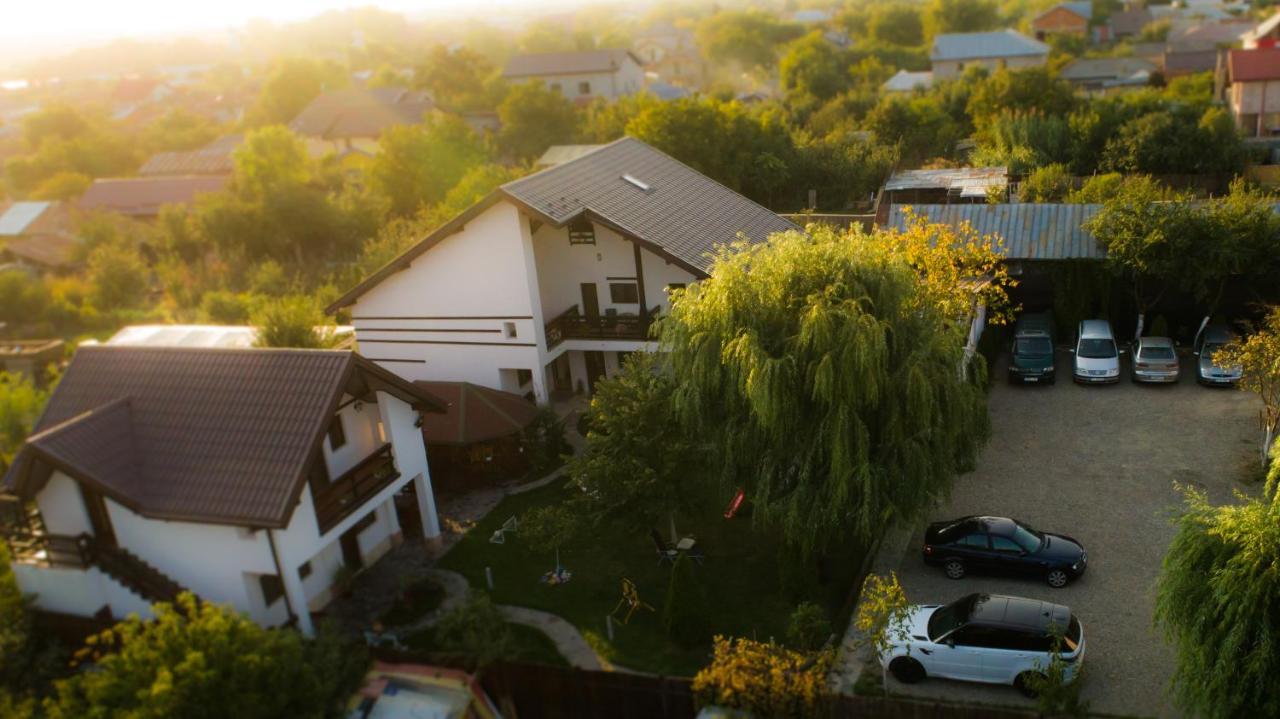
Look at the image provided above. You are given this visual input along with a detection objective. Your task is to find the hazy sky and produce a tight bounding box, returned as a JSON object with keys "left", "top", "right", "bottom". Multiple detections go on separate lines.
{"left": 4, "top": 0, "right": 555, "bottom": 43}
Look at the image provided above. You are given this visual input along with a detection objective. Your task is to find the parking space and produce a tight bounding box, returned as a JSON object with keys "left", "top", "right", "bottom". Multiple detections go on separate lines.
{"left": 885, "top": 350, "right": 1261, "bottom": 717}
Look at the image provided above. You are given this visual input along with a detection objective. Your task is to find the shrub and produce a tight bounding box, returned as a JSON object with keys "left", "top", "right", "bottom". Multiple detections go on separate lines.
{"left": 1019, "top": 163, "right": 1073, "bottom": 202}
{"left": 431, "top": 592, "right": 513, "bottom": 669}
{"left": 693, "top": 636, "right": 834, "bottom": 717}
{"left": 252, "top": 295, "right": 339, "bottom": 348}
{"left": 785, "top": 602, "right": 832, "bottom": 651}
{"left": 200, "top": 290, "right": 255, "bottom": 324}
{"left": 520, "top": 408, "right": 569, "bottom": 476}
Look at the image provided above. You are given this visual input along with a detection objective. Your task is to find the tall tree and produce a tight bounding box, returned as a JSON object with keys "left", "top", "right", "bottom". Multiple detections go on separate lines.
{"left": 1215, "top": 309, "right": 1280, "bottom": 464}
{"left": 779, "top": 32, "right": 850, "bottom": 102}
{"left": 926, "top": 0, "right": 1000, "bottom": 35}
{"left": 415, "top": 45, "right": 499, "bottom": 111}
{"left": 0, "top": 373, "right": 50, "bottom": 468}
{"left": 695, "top": 10, "right": 802, "bottom": 70}
{"left": 245, "top": 57, "right": 345, "bottom": 127}
{"left": 496, "top": 83, "right": 578, "bottom": 162}
{"left": 369, "top": 116, "right": 488, "bottom": 216}
{"left": 867, "top": 3, "right": 925, "bottom": 46}
{"left": 253, "top": 295, "right": 341, "bottom": 349}
{"left": 662, "top": 222, "right": 1009, "bottom": 556}
{"left": 1155, "top": 469, "right": 1280, "bottom": 718}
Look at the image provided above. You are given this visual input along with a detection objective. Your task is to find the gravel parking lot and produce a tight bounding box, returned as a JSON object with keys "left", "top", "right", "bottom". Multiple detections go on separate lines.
{"left": 884, "top": 350, "right": 1261, "bottom": 717}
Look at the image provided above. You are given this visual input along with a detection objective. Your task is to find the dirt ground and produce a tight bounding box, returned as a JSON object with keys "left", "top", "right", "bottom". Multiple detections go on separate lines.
{"left": 885, "top": 350, "right": 1262, "bottom": 718}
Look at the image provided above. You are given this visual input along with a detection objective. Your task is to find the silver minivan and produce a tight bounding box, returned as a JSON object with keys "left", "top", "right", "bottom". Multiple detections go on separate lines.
{"left": 1072, "top": 319, "right": 1121, "bottom": 384}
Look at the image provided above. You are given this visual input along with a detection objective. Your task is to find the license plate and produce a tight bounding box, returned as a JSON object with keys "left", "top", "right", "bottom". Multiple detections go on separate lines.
{"left": 1025, "top": 377, "right": 1039, "bottom": 382}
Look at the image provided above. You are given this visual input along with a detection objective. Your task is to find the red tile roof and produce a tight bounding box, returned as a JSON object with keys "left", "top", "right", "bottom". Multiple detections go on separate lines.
{"left": 4, "top": 346, "right": 444, "bottom": 528}
{"left": 1229, "top": 48, "right": 1280, "bottom": 82}
{"left": 413, "top": 381, "right": 539, "bottom": 445}
{"left": 79, "top": 176, "right": 229, "bottom": 216}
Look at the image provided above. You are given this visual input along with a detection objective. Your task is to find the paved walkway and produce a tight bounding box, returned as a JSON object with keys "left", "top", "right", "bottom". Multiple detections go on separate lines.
{"left": 500, "top": 604, "right": 606, "bottom": 671}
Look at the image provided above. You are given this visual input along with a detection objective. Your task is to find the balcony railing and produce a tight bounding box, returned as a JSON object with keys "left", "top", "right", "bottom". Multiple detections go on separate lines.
{"left": 313, "top": 444, "right": 400, "bottom": 534}
{"left": 545, "top": 305, "right": 659, "bottom": 348}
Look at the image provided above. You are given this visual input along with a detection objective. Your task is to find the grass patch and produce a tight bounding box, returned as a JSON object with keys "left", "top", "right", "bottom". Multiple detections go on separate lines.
{"left": 438, "top": 478, "right": 867, "bottom": 676}
{"left": 379, "top": 576, "right": 445, "bottom": 627}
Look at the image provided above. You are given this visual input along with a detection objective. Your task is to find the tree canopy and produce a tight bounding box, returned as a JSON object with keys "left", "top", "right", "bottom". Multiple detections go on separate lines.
{"left": 662, "top": 222, "right": 1008, "bottom": 556}
{"left": 497, "top": 83, "right": 579, "bottom": 162}
{"left": 370, "top": 116, "right": 489, "bottom": 216}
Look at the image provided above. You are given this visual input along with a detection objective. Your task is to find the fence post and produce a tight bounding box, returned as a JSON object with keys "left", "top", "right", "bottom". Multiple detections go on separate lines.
{"left": 485, "top": 566, "right": 494, "bottom": 590}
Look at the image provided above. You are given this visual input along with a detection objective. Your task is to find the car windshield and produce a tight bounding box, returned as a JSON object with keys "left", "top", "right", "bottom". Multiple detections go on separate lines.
{"left": 1015, "top": 338, "right": 1053, "bottom": 356}
{"left": 1203, "top": 342, "right": 1225, "bottom": 358}
{"left": 1139, "top": 346, "right": 1175, "bottom": 360}
{"left": 927, "top": 594, "right": 977, "bottom": 641}
{"left": 1078, "top": 338, "right": 1116, "bottom": 359}
{"left": 1012, "top": 522, "right": 1043, "bottom": 552}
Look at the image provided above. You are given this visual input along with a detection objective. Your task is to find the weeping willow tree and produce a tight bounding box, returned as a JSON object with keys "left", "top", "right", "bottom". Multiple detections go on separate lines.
{"left": 1154, "top": 460, "right": 1280, "bottom": 718}
{"left": 661, "top": 221, "right": 1011, "bottom": 557}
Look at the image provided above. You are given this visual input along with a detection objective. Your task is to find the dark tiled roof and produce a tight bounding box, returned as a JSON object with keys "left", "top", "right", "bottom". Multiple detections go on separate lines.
{"left": 4, "top": 346, "right": 443, "bottom": 528}
{"left": 415, "top": 381, "right": 539, "bottom": 445}
{"left": 1110, "top": 8, "right": 1154, "bottom": 35}
{"left": 79, "top": 176, "right": 229, "bottom": 216}
{"left": 1162, "top": 48, "right": 1221, "bottom": 74}
{"left": 503, "top": 49, "right": 642, "bottom": 78}
{"left": 328, "top": 137, "right": 800, "bottom": 310}
{"left": 502, "top": 138, "right": 800, "bottom": 272}
{"left": 289, "top": 87, "right": 434, "bottom": 140}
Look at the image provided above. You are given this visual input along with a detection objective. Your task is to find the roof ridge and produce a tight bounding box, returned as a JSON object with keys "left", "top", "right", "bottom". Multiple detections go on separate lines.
{"left": 78, "top": 344, "right": 352, "bottom": 357}
{"left": 25, "top": 395, "right": 133, "bottom": 445}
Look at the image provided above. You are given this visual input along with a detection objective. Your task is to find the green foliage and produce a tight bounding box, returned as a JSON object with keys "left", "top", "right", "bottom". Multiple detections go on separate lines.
{"left": 519, "top": 408, "right": 569, "bottom": 476}
{"left": 867, "top": 3, "right": 925, "bottom": 46}
{"left": 1019, "top": 163, "right": 1073, "bottom": 202}
{"left": 785, "top": 601, "right": 832, "bottom": 651}
{"left": 431, "top": 592, "right": 513, "bottom": 669}
{"left": 232, "top": 125, "right": 313, "bottom": 199}
{"left": 1066, "top": 172, "right": 1124, "bottom": 203}
{"left": 854, "top": 573, "right": 912, "bottom": 690}
{"left": 695, "top": 10, "right": 802, "bottom": 70}
{"left": 927, "top": 0, "right": 1000, "bottom": 34}
{"left": 568, "top": 353, "right": 702, "bottom": 527}
{"left": 967, "top": 68, "right": 1076, "bottom": 130}
{"left": 0, "top": 271, "right": 52, "bottom": 331}
{"left": 29, "top": 171, "right": 92, "bottom": 201}
{"left": 661, "top": 554, "right": 707, "bottom": 644}
{"left": 142, "top": 108, "right": 220, "bottom": 153}
{"left": 200, "top": 290, "right": 255, "bottom": 324}
{"left": 520, "top": 505, "right": 577, "bottom": 560}
{"left": 497, "top": 82, "right": 579, "bottom": 162}
{"left": 370, "top": 116, "right": 489, "bottom": 216}
{"left": 0, "top": 544, "right": 65, "bottom": 702}
{"left": 1026, "top": 624, "right": 1089, "bottom": 716}
{"left": 1136, "top": 18, "right": 1171, "bottom": 43}
{"left": 44, "top": 594, "right": 367, "bottom": 719}
{"left": 692, "top": 636, "right": 834, "bottom": 717}
{"left": 1100, "top": 106, "right": 1244, "bottom": 175}
{"left": 252, "top": 295, "right": 340, "bottom": 348}
{"left": 663, "top": 224, "right": 1005, "bottom": 556}
{"left": 416, "top": 45, "right": 499, "bottom": 111}
{"left": 87, "top": 243, "right": 149, "bottom": 310}
{"left": 1216, "top": 309, "right": 1280, "bottom": 463}
{"left": 5, "top": 104, "right": 138, "bottom": 196}
{"left": 580, "top": 93, "right": 664, "bottom": 143}
{"left": 865, "top": 93, "right": 962, "bottom": 164}
{"left": 246, "top": 57, "right": 345, "bottom": 127}
{"left": 1154, "top": 475, "right": 1280, "bottom": 718}
{"left": 0, "top": 372, "right": 51, "bottom": 466}
{"left": 780, "top": 32, "right": 851, "bottom": 102}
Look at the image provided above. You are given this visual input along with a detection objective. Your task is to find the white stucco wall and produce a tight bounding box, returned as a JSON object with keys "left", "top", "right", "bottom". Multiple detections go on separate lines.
{"left": 34, "top": 473, "right": 92, "bottom": 536}
{"left": 1232, "top": 80, "right": 1280, "bottom": 134}
{"left": 932, "top": 53, "right": 1044, "bottom": 79}
{"left": 322, "top": 394, "right": 385, "bottom": 478}
{"left": 523, "top": 59, "right": 645, "bottom": 101}
{"left": 14, "top": 564, "right": 152, "bottom": 620}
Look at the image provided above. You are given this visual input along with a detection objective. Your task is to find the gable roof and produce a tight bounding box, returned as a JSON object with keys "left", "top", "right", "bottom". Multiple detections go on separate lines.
{"left": 139, "top": 137, "right": 238, "bottom": 176}
{"left": 1245, "top": 10, "right": 1280, "bottom": 44}
{"left": 887, "top": 203, "right": 1105, "bottom": 260}
{"left": 1229, "top": 48, "right": 1280, "bottom": 82}
{"left": 883, "top": 69, "right": 934, "bottom": 92}
{"left": 0, "top": 202, "right": 53, "bottom": 236}
{"left": 1168, "top": 20, "right": 1253, "bottom": 50}
{"left": 79, "top": 176, "right": 228, "bottom": 216}
{"left": 1036, "top": 2, "right": 1093, "bottom": 22}
{"left": 328, "top": 137, "right": 800, "bottom": 312}
{"left": 931, "top": 30, "right": 1049, "bottom": 62}
{"left": 414, "top": 381, "right": 539, "bottom": 445}
{"left": 1110, "top": 7, "right": 1154, "bottom": 35}
{"left": 3, "top": 346, "right": 444, "bottom": 528}
{"left": 503, "top": 49, "right": 642, "bottom": 78}
{"left": 289, "top": 87, "right": 434, "bottom": 140}
{"left": 1060, "top": 57, "right": 1158, "bottom": 82}
{"left": 3, "top": 234, "right": 80, "bottom": 269}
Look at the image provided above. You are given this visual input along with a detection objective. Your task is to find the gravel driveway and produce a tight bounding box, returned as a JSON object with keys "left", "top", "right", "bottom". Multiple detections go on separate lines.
{"left": 884, "top": 350, "right": 1261, "bottom": 717}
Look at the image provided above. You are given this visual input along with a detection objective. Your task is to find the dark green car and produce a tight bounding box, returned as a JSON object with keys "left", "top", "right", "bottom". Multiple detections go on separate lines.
{"left": 1008, "top": 313, "right": 1056, "bottom": 385}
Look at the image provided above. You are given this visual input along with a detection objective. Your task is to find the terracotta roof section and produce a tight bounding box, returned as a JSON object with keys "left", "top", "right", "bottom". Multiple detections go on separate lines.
{"left": 4, "top": 346, "right": 444, "bottom": 528}
{"left": 79, "top": 176, "right": 228, "bottom": 216}
{"left": 503, "top": 49, "right": 642, "bottom": 78}
{"left": 1229, "top": 48, "right": 1280, "bottom": 82}
{"left": 327, "top": 137, "right": 800, "bottom": 311}
{"left": 289, "top": 87, "right": 434, "bottom": 140}
{"left": 2, "top": 234, "right": 81, "bottom": 268}
{"left": 414, "top": 381, "right": 539, "bottom": 445}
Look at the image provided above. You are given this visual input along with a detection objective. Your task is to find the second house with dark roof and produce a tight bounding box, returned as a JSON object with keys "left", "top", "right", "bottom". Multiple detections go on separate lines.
{"left": 502, "top": 49, "right": 645, "bottom": 104}
{"left": 1, "top": 345, "right": 446, "bottom": 636}
{"left": 327, "top": 137, "right": 799, "bottom": 402}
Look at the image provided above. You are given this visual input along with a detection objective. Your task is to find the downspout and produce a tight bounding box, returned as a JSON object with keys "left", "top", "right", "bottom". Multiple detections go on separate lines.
{"left": 266, "top": 529, "right": 298, "bottom": 629}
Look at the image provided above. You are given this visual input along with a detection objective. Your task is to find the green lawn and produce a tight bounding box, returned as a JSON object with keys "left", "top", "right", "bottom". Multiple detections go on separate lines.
{"left": 438, "top": 479, "right": 866, "bottom": 676}
{"left": 404, "top": 622, "right": 569, "bottom": 668}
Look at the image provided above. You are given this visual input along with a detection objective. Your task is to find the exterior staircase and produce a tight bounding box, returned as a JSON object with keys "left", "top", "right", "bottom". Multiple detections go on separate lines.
{"left": 91, "top": 542, "right": 189, "bottom": 604}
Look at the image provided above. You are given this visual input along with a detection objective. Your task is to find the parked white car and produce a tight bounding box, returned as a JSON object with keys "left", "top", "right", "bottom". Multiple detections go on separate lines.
{"left": 1072, "top": 319, "right": 1121, "bottom": 384}
{"left": 879, "top": 593, "right": 1085, "bottom": 696}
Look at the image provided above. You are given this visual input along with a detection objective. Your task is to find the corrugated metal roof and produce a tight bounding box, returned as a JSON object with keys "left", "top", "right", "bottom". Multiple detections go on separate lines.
{"left": 4, "top": 346, "right": 444, "bottom": 528}
{"left": 884, "top": 167, "right": 1008, "bottom": 197}
{"left": 886, "top": 203, "right": 1106, "bottom": 260}
{"left": 503, "top": 49, "right": 641, "bottom": 78}
{"left": 931, "top": 30, "right": 1049, "bottom": 61}
{"left": 0, "top": 201, "right": 51, "bottom": 236}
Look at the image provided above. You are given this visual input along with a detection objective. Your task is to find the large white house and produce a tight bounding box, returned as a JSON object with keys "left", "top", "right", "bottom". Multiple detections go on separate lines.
{"left": 327, "top": 137, "right": 799, "bottom": 403}
{"left": 0, "top": 346, "right": 445, "bottom": 636}
{"left": 502, "top": 50, "right": 646, "bottom": 103}
{"left": 930, "top": 30, "right": 1049, "bottom": 80}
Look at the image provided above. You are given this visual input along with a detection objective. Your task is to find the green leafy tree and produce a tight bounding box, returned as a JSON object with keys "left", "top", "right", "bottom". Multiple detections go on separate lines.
{"left": 246, "top": 57, "right": 345, "bottom": 127}
{"left": 0, "top": 271, "right": 52, "bottom": 330}
{"left": 927, "top": 0, "right": 999, "bottom": 35}
{"left": 370, "top": 116, "right": 488, "bottom": 216}
{"left": 568, "top": 353, "right": 701, "bottom": 527}
{"left": 252, "top": 295, "right": 340, "bottom": 349}
{"left": 232, "top": 125, "right": 312, "bottom": 199}
{"left": 0, "top": 372, "right": 50, "bottom": 472}
{"left": 786, "top": 602, "right": 832, "bottom": 651}
{"left": 431, "top": 592, "right": 513, "bottom": 669}
{"left": 867, "top": 3, "right": 925, "bottom": 46}
{"left": 29, "top": 171, "right": 92, "bottom": 201}
{"left": 5, "top": 104, "right": 137, "bottom": 195}
{"left": 854, "top": 573, "right": 912, "bottom": 694}
{"left": 1155, "top": 473, "right": 1280, "bottom": 718}
{"left": 0, "top": 543, "right": 64, "bottom": 700}
{"left": 142, "top": 108, "right": 220, "bottom": 153}
{"left": 695, "top": 10, "right": 802, "bottom": 70}
{"left": 1100, "top": 106, "right": 1244, "bottom": 175}
{"left": 779, "top": 32, "right": 851, "bottom": 102}
{"left": 44, "top": 594, "right": 366, "bottom": 719}
{"left": 1215, "top": 310, "right": 1280, "bottom": 464}
{"left": 521, "top": 505, "right": 576, "bottom": 575}
{"left": 967, "top": 68, "right": 1077, "bottom": 130}
{"left": 497, "top": 83, "right": 579, "bottom": 162}
{"left": 1066, "top": 172, "right": 1123, "bottom": 203}
{"left": 663, "top": 223, "right": 1009, "bottom": 556}
{"left": 865, "top": 94, "right": 962, "bottom": 163}
{"left": 1019, "top": 163, "right": 1073, "bottom": 202}
{"left": 415, "top": 45, "right": 501, "bottom": 112}
{"left": 87, "top": 244, "right": 149, "bottom": 311}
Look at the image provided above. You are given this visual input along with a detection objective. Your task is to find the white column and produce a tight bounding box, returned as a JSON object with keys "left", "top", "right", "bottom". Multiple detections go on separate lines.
{"left": 413, "top": 473, "right": 441, "bottom": 539}
{"left": 531, "top": 367, "right": 550, "bottom": 406}
{"left": 376, "top": 391, "right": 441, "bottom": 541}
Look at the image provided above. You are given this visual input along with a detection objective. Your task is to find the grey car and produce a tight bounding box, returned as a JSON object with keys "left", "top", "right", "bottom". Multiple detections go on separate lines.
{"left": 1131, "top": 336, "right": 1180, "bottom": 384}
{"left": 1194, "top": 324, "right": 1242, "bottom": 386}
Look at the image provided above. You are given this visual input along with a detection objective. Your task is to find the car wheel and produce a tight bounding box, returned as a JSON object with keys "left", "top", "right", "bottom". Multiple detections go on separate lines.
{"left": 1015, "top": 671, "right": 1046, "bottom": 698}
{"left": 1046, "top": 569, "right": 1070, "bottom": 588}
{"left": 943, "top": 560, "right": 965, "bottom": 580}
{"left": 889, "top": 657, "right": 926, "bottom": 684}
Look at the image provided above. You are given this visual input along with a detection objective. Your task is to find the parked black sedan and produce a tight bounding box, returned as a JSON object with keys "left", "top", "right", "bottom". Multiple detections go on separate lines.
{"left": 922, "top": 516, "right": 1087, "bottom": 588}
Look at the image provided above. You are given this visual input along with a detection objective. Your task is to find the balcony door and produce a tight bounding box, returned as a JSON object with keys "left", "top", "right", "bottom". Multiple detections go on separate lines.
{"left": 580, "top": 283, "right": 600, "bottom": 321}
{"left": 584, "top": 351, "right": 607, "bottom": 393}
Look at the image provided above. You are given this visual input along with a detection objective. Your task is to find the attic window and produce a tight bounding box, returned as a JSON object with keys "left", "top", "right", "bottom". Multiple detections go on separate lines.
{"left": 622, "top": 174, "right": 652, "bottom": 192}
{"left": 568, "top": 218, "right": 596, "bottom": 245}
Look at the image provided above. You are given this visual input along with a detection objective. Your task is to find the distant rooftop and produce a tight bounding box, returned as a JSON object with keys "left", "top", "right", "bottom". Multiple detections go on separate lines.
{"left": 883, "top": 69, "right": 934, "bottom": 92}
{"left": 106, "top": 324, "right": 354, "bottom": 349}
{"left": 503, "top": 49, "right": 642, "bottom": 78}
{"left": 0, "top": 201, "right": 52, "bottom": 236}
{"left": 79, "top": 176, "right": 228, "bottom": 216}
{"left": 887, "top": 203, "right": 1105, "bottom": 260}
{"left": 931, "top": 30, "right": 1049, "bottom": 62}
{"left": 884, "top": 167, "right": 1008, "bottom": 198}
{"left": 289, "top": 87, "right": 434, "bottom": 140}
{"left": 1060, "top": 57, "right": 1158, "bottom": 83}
{"left": 534, "top": 144, "right": 606, "bottom": 168}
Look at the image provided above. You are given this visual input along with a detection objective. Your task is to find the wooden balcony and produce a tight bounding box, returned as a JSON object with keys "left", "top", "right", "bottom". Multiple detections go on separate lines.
{"left": 544, "top": 305, "right": 659, "bottom": 348}
{"left": 313, "top": 444, "right": 400, "bottom": 535}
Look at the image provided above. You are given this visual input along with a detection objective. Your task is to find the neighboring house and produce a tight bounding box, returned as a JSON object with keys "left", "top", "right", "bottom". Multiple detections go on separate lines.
{"left": 633, "top": 23, "right": 707, "bottom": 89}
{"left": 0, "top": 339, "right": 63, "bottom": 385}
{"left": 138, "top": 134, "right": 240, "bottom": 177}
{"left": 0, "top": 201, "right": 79, "bottom": 273}
{"left": 882, "top": 69, "right": 934, "bottom": 93}
{"left": 79, "top": 176, "right": 228, "bottom": 219}
{"left": 502, "top": 50, "right": 645, "bottom": 103}
{"left": 1060, "top": 57, "right": 1158, "bottom": 94}
{"left": 1167, "top": 20, "right": 1253, "bottom": 49}
{"left": 325, "top": 137, "right": 799, "bottom": 403}
{"left": 880, "top": 167, "right": 1009, "bottom": 210}
{"left": 1031, "top": 2, "right": 1092, "bottom": 40}
{"left": 1227, "top": 48, "right": 1280, "bottom": 137}
{"left": 930, "top": 30, "right": 1049, "bottom": 80}
{"left": 1162, "top": 47, "right": 1223, "bottom": 77}
{"left": 110, "top": 76, "right": 175, "bottom": 120}
{"left": 1109, "top": 4, "right": 1155, "bottom": 39}
{"left": 534, "top": 144, "right": 605, "bottom": 169}
{"left": 1243, "top": 10, "right": 1280, "bottom": 49}
{"left": 289, "top": 87, "right": 434, "bottom": 156}
{"left": 0, "top": 346, "right": 446, "bottom": 636}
